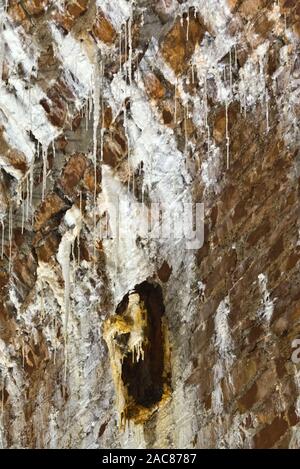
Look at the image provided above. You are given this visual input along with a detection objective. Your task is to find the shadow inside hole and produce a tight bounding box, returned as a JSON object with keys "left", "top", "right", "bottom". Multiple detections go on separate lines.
{"left": 119, "top": 281, "right": 165, "bottom": 412}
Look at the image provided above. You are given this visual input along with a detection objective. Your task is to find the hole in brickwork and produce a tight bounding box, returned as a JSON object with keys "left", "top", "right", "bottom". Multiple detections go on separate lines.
{"left": 104, "top": 280, "right": 170, "bottom": 426}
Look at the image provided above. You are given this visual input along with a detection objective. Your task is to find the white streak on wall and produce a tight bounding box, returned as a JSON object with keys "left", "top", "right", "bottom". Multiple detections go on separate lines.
{"left": 51, "top": 25, "right": 93, "bottom": 102}
{"left": 183, "top": 0, "right": 231, "bottom": 33}
{"left": 238, "top": 42, "right": 270, "bottom": 110}
{"left": 201, "top": 143, "right": 222, "bottom": 193}
{"left": 1, "top": 16, "right": 39, "bottom": 77}
{"left": 0, "top": 17, "right": 4, "bottom": 86}
{"left": 0, "top": 155, "right": 24, "bottom": 180}
{"left": 0, "top": 77, "right": 60, "bottom": 154}
{"left": 222, "top": 412, "right": 254, "bottom": 448}
{"left": 36, "top": 262, "right": 65, "bottom": 311}
{"left": 57, "top": 206, "right": 82, "bottom": 333}
{"left": 211, "top": 360, "right": 225, "bottom": 415}
{"left": 212, "top": 296, "right": 234, "bottom": 415}
{"left": 289, "top": 426, "right": 300, "bottom": 449}
{"left": 293, "top": 367, "right": 300, "bottom": 418}
{"left": 102, "top": 72, "right": 194, "bottom": 303}
{"left": 96, "top": 0, "right": 130, "bottom": 31}
{"left": 214, "top": 296, "right": 233, "bottom": 359}
{"left": 100, "top": 168, "right": 151, "bottom": 304}
{"left": 257, "top": 273, "right": 274, "bottom": 322}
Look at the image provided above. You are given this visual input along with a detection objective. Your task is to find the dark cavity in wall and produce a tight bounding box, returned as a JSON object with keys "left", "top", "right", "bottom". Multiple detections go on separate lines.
{"left": 104, "top": 279, "right": 170, "bottom": 425}
{"left": 119, "top": 281, "right": 165, "bottom": 414}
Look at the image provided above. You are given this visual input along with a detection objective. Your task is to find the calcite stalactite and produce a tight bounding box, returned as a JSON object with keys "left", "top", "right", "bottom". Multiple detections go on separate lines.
{"left": 104, "top": 292, "right": 147, "bottom": 427}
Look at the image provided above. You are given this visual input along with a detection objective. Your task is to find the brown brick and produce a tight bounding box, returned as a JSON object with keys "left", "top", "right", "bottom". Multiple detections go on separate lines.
{"left": 254, "top": 414, "right": 289, "bottom": 448}
{"left": 239, "top": 0, "right": 268, "bottom": 19}
{"left": 232, "top": 358, "right": 258, "bottom": 394}
{"left": 287, "top": 405, "right": 300, "bottom": 426}
{"left": 13, "top": 254, "right": 37, "bottom": 290}
{"left": 238, "top": 382, "right": 258, "bottom": 412}
{"left": 157, "top": 261, "right": 172, "bottom": 283}
{"left": 36, "top": 231, "right": 61, "bottom": 263}
{"left": 161, "top": 13, "right": 204, "bottom": 75}
{"left": 144, "top": 72, "right": 166, "bottom": 101}
{"left": 246, "top": 219, "right": 271, "bottom": 246}
{"left": 268, "top": 236, "right": 284, "bottom": 262}
{"left": 60, "top": 153, "right": 87, "bottom": 197}
{"left": 92, "top": 11, "right": 117, "bottom": 45}
{"left": 34, "top": 193, "right": 67, "bottom": 231}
